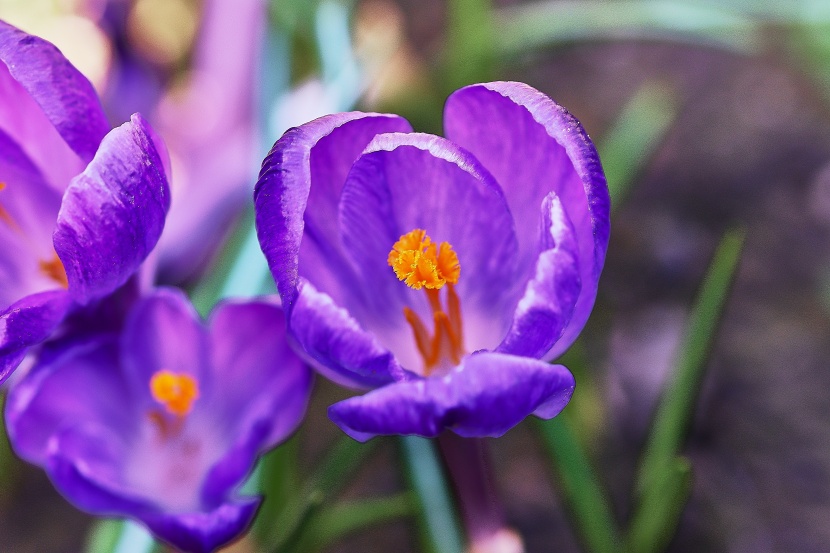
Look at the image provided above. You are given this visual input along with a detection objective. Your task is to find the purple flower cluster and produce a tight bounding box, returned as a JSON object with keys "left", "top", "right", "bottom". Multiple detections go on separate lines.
{"left": 0, "top": 14, "right": 610, "bottom": 553}
{"left": 254, "top": 81, "right": 609, "bottom": 440}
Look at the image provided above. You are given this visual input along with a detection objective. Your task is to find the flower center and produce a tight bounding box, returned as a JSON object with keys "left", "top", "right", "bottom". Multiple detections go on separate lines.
{"left": 2, "top": 182, "right": 69, "bottom": 289}
{"left": 150, "top": 370, "right": 200, "bottom": 417}
{"left": 388, "top": 229, "right": 465, "bottom": 375}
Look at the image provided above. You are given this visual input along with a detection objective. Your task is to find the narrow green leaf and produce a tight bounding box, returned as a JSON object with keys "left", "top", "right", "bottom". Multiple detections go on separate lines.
{"left": 293, "top": 492, "right": 416, "bottom": 552}
{"left": 625, "top": 457, "right": 693, "bottom": 553}
{"left": 445, "top": 0, "right": 495, "bottom": 92}
{"left": 600, "top": 82, "right": 678, "bottom": 210}
{"left": 400, "top": 436, "right": 464, "bottom": 553}
{"left": 0, "top": 393, "right": 20, "bottom": 501}
{"left": 635, "top": 228, "right": 745, "bottom": 498}
{"left": 252, "top": 435, "right": 302, "bottom": 545}
{"left": 535, "top": 417, "right": 621, "bottom": 553}
{"left": 267, "top": 436, "right": 380, "bottom": 552}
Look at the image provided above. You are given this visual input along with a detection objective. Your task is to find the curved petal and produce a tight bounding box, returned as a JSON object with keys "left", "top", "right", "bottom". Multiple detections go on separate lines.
{"left": 254, "top": 112, "right": 412, "bottom": 313}
{"left": 54, "top": 114, "right": 170, "bottom": 305}
{"left": 0, "top": 20, "right": 109, "bottom": 170}
{"left": 289, "top": 279, "right": 408, "bottom": 389}
{"left": 207, "top": 298, "right": 312, "bottom": 446}
{"left": 338, "top": 132, "right": 519, "bottom": 368}
{"left": 120, "top": 288, "right": 209, "bottom": 404}
{"left": 0, "top": 127, "right": 64, "bottom": 307}
{"left": 141, "top": 498, "right": 260, "bottom": 553}
{"left": 497, "top": 193, "right": 581, "bottom": 358}
{"left": 328, "top": 351, "right": 575, "bottom": 441}
{"left": 0, "top": 290, "right": 72, "bottom": 384}
{"left": 444, "top": 82, "right": 610, "bottom": 358}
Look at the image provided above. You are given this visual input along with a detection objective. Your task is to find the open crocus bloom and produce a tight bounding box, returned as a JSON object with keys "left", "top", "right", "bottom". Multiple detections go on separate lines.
{"left": 6, "top": 288, "right": 312, "bottom": 553}
{"left": 0, "top": 20, "right": 170, "bottom": 382}
{"left": 255, "top": 81, "right": 610, "bottom": 441}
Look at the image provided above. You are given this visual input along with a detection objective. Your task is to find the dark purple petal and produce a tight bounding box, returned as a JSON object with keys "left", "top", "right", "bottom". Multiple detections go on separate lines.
{"left": 0, "top": 127, "right": 63, "bottom": 307}
{"left": 338, "top": 132, "right": 518, "bottom": 365}
{"left": 141, "top": 499, "right": 260, "bottom": 553}
{"left": 0, "top": 20, "right": 109, "bottom": 166}
{"left": 444, "top": 82, "right": 610, "bottom": 358}
{"left": 0, "top": 290, "right": 72, "bottom": 385}
{"left": 289, "top": 279, "right": 408, "bottom": 389}
{"left": 254, "top": 112, "right": 412, "bottom": 313}
{"left": 54, "top": 113, "right": 170, "bottom": 305}
{"left": 497, "top": 193, "right": 582, "bottom": 358}
{"left": 120, "top": 288, "right": 209, "bottom": 404}
{"left": 328, "top": 351, "right": 575, "bottom": 440}
{"left": 207, "top": 298, "right": 312, "bottom": 445}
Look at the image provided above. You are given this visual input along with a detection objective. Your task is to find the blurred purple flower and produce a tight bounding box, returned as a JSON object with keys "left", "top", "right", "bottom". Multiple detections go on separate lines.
{"left": 0, "top": 20, "right": 170, "bottom": 382}
{"left": 6, "top": 288, "right": 312, "bottom": 553}
{"left": 254, "top": 81, "right": 610, "bottom": 440}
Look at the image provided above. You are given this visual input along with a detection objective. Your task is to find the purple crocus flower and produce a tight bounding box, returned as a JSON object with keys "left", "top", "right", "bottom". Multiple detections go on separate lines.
{"left": 6, "top": 288, "right": 312, "bottom": 553}
{"left": 0, "top": 20, "right": 170, "bottom": 382}
{"left": 254, "top": 81, "right": 610, "bottom": 440}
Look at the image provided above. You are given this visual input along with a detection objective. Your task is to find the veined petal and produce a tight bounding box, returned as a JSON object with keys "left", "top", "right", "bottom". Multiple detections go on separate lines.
{"left": 254, "top": 112, "right": 412, "bottom": 313}
{"left": 497, "top": 193, "right": 582, "bottom": 358}
{"left": 0, "top": 290, "right": 72, "bottom": 385}
{"left": 289, "top": 279, "right": 408, "bottom": 389}
{"left": 0, "top": 20, "right": 109, "bottom": 172}
{"left": 339, "top": 132, "right": 518, "bottom": 367}
{"left": 328, "top": 351, "right": 575, "bottom": 441}
{"left": 54, "top": 113, "right": 170, "bottom": 305}
{"left": 444, "top": 82, "right": 610, "bottom": 359}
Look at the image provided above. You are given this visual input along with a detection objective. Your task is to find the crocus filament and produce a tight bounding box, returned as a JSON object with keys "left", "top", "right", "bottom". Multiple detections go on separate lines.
{"left": 38, "top": 253, "right": 69, "bottom": 288}
{"left": 150, "top": 370, "right": 199, "bottom": 417}
{"left": 389, "top": 229, "right": 465, "bottom": 375}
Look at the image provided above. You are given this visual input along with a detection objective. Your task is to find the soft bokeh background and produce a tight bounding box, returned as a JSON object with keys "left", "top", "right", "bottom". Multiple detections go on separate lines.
{"left": 2, "top": 0, "right": 830, "bottom": 551}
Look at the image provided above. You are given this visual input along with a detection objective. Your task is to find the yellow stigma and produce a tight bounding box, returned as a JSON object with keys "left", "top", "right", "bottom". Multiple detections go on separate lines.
{"left": 388, "top": 229, "right": 460, "bottom": 290}
{"left": 150, "top": 370, "right": 199, "bottom": 417}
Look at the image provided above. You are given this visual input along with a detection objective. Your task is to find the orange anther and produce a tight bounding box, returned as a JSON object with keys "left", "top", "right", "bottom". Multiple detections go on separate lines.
{"left": 150, "top": 370, "right": 199, "bottom": 417}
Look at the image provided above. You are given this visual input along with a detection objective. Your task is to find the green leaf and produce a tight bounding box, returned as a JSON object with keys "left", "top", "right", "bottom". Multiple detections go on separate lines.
{"left": 635, "top": 227, "right": 745, "bottom": 499}
{"left": 625, "top": 457, "right": 693, "bottom": 553}
{"left": 535, "top": 417, "right": 622, "bottom": 553}
{"left": 445, "top": 0, "right": 495, "bottom": 92}
{"left": 293, "top": 493, "right": 417, "bottom": 552}
{"left": 399, "top": 436, "right": 465, "bottom": 553}
{"left": 252, "top": 435, "right": 302, "bottom": 545}
{"left": 600, "top": 82, "right": 678, "bottom": 211}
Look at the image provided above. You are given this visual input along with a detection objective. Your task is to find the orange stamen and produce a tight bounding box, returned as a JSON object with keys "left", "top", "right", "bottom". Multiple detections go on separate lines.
{"left": 38, "top": 253, "right": 69, "bottom": 288}
{"left": 0, "top": 182, "right": 21, "bottom": 232}
{"left": 388, "top": 229, "right": 460, "bottom": 290}
{"left": 150, "top": 370, "right": 199, "bottom": 417}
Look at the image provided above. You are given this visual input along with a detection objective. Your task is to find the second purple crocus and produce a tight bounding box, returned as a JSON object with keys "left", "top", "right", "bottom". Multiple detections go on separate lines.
{"left": 6, "top": 288, "right": 313, "bottom": 553}
{"left": 0, "top": 20, "right": 170, "bottom": 382}
{"left": 254, "top": 81, "right": 610, "bottom": 440}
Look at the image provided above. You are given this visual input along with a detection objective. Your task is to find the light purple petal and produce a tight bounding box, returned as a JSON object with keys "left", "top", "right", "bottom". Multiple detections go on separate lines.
{"left": 289, "top": 279, "right": 408, "bottom": 389}
{"left": 338, "top": 132, "right": 518, "bottom": 368}
{"left": 328, "top": 351, "right": 575, "bottom": 440}
{"left": 120, "top": 288, "right": 209, "bottom": 404}
{"left": 0, "top": 127, "right": 64, "bottom": 306}
{"left": 54, "top": 113, "right": 170, "bottom": 305}
{"left": 254, "top": 112, "right": 412, "bottom": 312}
{"left": 444, "top": 81, "right": 610, "bottom": 359}
{"left": 207, "top": 298, "right": 312, "bottom": 446}
{"left": 497, "top": 193, "right": 582, "bottom": 358}
{"left": 0, "top": 290, "right": 72, "bottom": 384}
{"left": 0, "top": 20, "right": 109, "bottom": 168}
{"left": 154, "top": 0, "right": 265, "bottom": 283}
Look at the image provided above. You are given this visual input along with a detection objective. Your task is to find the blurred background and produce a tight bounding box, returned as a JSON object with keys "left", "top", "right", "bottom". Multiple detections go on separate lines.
{"left": 2, "top": 0, "right": 830, "bottom": 552}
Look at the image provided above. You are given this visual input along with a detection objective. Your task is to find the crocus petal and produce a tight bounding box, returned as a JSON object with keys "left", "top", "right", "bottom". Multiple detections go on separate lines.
{"left": 254, "top": 112, "right": 412, "bottom": 313}
{"left": 497, "top": 193, "right": 582, "bottom": 358}
{"left": 328, "top": 351, "right": 575, "bottom": 440}
{"left": 0, "top": 290, "right": 72, "bottom": 385}
{"left": 54, "top": 113, "right": 170, "bottom": 305}
{"left": 120, "top": 288, "right": 209, "bottom": 403}
{"left": 207, "top": 298, "right": 312, "bottom": 445}
{"left": 289, "top": 279, "right": 408, "bottom": 389}
{"left": 338, "top": 132, "right": 519, "bottom": 365}
{"left": 444, "top": 82, "right": 610, "bottom": 359}
{"left": 142, "top": 499, "right": 260, "bottom": 553}
{"left": 0, "top": 20, "right": 109, "bottom": 168}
